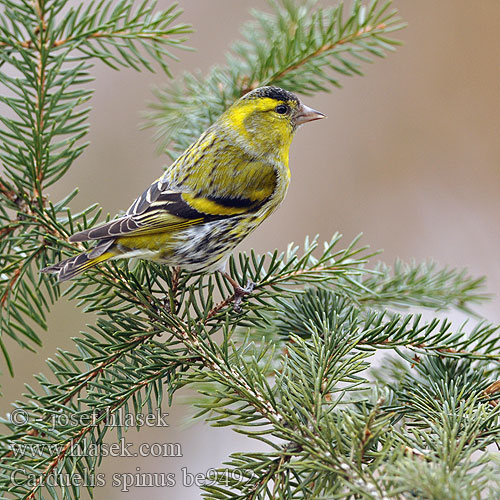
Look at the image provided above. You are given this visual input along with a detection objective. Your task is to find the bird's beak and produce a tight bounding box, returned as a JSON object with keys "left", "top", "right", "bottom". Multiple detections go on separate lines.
{"left": 294, "top": 104, "right": 326, "bottom": 126}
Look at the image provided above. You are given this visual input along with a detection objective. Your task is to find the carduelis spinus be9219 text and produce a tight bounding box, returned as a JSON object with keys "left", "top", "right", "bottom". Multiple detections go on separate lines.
{"left": 42, "top": 86, "right": 325, "bottom": 296}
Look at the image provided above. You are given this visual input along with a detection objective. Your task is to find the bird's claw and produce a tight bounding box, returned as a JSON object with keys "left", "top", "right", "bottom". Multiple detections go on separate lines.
{"left": 232, "top": 281, "right": 255, "bottom": 312}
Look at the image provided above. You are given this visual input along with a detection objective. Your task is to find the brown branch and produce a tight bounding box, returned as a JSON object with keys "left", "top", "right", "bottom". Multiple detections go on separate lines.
{"left": 0, "top": 333, "right": 156, "bottom": 466}
{"left": 0, "top": 241, "right": 45, "bottom": 308}
{"left": 204, "top": 263, "right": 340, "bottom": 319}
{"left": 33, "top": 1, "right": 47, "bottom": 192}
{"left": 25, "top": 363, "right": 171, "bottom": 500}
{"left": 248, "top": 455, "right": 289, "bottom": 500}
{"left": 181, "top": 330, "right": 280, "bottom": 421}
{"left": 266, "top": 264, "right": 328, "bottom": 283}
{"left": 270, "top": 23, "right": 386, "bottom": 83}
{"left": 0, "top": 429, "right": 39, "bottom": 460}
{"left": 26, "top": 432, "right": 80, "bottom": 500}
{"left": 0, "top": 177, "right": 48, "bottom": 214}
{"left": 0, "top": 39, "right": 32, "bottom": 49}
{"left": 240, "top": 23, "right": 387, "bottom": 95}
{"left": 171, "top": 266, "right": 180, "bottom": 293}
{"left": 52, "top": 32, "right": 106, "bottom": 48}
{"left": 52, "top": 327, "right": 159, "bottom": 409}
{"left": 59, "top": 354, "right": 119, "bottom": 406}
{"left": 0, "top": 224, "right": 18, "bottom": 239}
{"left": 53, "top": 29, "right": 169, "bottom": 47}
{"left": 0, "top": 265, "right": 22, "bottom": 307}
{"left": 483, "top": 380, "right": 500, "bottom": 408}
{"left": 206, "top": 293, "right": 237, "bottom": 320}
{"left": 420, "top": 344, "right": 498, "bottom": 362}
{"left": 1, "top": 28, "right": 177, "bottom": 51}
{"left": 0, "top": 179, "right": 17, "bottom": 202}
{"left": 356, "top": 337, "right": 500, "bottom": 364}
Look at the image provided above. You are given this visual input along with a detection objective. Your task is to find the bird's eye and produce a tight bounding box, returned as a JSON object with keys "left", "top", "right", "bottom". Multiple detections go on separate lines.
{"left": 275, "top": 104, "right": 289, "bottom": 115}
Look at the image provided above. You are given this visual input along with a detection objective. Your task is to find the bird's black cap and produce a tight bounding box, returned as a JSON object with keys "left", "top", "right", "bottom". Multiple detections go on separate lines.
{"left": 243, "top": 86, "right": 300, "bottom": 104}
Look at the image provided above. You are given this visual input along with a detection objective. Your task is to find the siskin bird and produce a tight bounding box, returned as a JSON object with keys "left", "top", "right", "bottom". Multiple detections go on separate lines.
{"left": 42, "top": 86, "right": 325, "bottom": 299}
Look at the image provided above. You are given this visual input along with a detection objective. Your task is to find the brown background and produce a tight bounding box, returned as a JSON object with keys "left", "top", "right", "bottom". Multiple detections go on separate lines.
{"left": 1, "top": 1, "right": 499, "bottom": 498}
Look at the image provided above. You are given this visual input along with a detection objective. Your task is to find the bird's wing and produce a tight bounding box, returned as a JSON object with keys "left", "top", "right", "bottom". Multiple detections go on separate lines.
{"left": 69, "top": 182, "right": 261, "bottom": 243}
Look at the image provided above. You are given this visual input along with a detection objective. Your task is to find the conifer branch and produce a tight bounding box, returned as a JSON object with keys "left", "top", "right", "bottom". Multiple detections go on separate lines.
{"left": 257, "top": 22, "right": 388, "bottom": 89}
{"left": 1, "top": 1, "right": 499, "bottom": 499}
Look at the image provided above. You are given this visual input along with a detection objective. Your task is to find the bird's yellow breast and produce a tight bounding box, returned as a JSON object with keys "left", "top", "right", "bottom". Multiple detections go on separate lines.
{"left": 167, "top": 131, "right": 284, "bottom": 205}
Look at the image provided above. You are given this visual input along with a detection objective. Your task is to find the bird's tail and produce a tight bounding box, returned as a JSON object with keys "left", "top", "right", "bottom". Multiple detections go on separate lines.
{"left": 41, "top": 251, "right": 114, "bottom": 282}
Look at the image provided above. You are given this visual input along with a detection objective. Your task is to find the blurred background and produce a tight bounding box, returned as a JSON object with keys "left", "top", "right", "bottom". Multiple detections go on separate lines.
{"left": 1, "top": 0, "right": 499, "bottom": 497}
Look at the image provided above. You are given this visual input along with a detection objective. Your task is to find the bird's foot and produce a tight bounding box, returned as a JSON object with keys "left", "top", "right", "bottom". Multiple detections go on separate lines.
{"left": 232, "top": 281, "right": 255, "bottom": 312}
{"left": 221, "top": 272, "right": 255, "bottom": 312}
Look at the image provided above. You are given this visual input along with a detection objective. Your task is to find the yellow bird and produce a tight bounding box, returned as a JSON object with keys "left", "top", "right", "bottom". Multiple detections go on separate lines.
{"left": 43, "top": 86, "right": 325, "bottom": 300}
